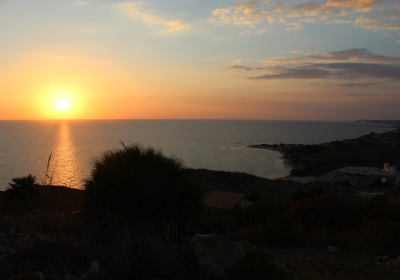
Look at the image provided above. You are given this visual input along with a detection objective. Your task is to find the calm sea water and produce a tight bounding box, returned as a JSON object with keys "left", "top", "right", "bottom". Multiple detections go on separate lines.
{"left": 0, "top": 120, "right": 391, "bottom": 190}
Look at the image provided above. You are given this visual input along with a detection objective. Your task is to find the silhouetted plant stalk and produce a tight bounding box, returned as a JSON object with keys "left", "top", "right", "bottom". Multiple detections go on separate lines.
{"left": 41, "top": 152, "right": 54, "bottom": 186}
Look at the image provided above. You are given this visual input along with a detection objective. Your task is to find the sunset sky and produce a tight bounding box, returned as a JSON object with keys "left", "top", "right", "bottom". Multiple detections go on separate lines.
{"left": 1, "top": 0, "right": 399, "bottom": 120}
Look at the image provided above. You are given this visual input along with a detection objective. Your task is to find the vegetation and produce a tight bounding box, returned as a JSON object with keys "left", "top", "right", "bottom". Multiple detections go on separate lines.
{"left": 217, "top": 195, "right": 400, "bottom": 252}
{"left": 290, "top": 186, "right": 325, "bottom": 201}
{"left": 0, "top": 241, "right": 91, "bottom": 280}
{"left": 3, "top": 141, "right": 400, "bottom": 279}
{"left": 83, "top": 142, "right": 203, "bottom": 224}
{"left": 5, "top": 174, "right": 39, "bottom": 200}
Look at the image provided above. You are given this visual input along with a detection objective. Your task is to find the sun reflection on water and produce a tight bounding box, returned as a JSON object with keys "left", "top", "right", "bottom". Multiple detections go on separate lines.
{"left": 51, "top": 121, "right": 82, "bottom": 189}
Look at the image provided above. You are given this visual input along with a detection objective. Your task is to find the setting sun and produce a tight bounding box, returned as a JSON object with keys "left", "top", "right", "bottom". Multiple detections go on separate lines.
{"left": 39, "top": 91, "right": 82, "bottom": 119}
{"left": 57, "top": 100, "right": 70, "bottom": 111}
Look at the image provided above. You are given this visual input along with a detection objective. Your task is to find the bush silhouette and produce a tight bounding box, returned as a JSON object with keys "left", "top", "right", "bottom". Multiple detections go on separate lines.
{"left": 6, "top": 174, "right": 39, "bottom": 200}
{"left": 83, "top": 143, "right": 203, "bottom": 223}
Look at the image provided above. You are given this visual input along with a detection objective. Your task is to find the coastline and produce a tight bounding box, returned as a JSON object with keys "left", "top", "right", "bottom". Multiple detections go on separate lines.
{"left": 247, "top": 127, "right": 400, "bottom": 179}
{"left": 247, "top": 144, "right": 284, "bottom": 154}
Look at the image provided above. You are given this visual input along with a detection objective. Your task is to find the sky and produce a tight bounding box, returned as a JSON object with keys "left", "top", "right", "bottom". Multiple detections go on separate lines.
{"left": 0, "top": 0, "right": 399, "bottom": 120}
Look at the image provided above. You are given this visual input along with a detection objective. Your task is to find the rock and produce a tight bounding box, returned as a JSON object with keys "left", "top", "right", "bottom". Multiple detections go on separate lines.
{"left": 189, "top": 234, "right": 246, "bottom": 276}
{"left": 64, "top": 274, "right": 78, "bottom": 280}
{"left": 80, "top": 274, "right": 89, "bottom": 280}
{"left": 0, "top": 215, "right": 53, "bottom": 264}
{"left": 45, "top": 273, "right": 63, "bottom": 280}
{"left": 88, "top": 260, "right": 100, "bottom": 276}
{"left": 17, "top": 271, "right": 46, "bottom": 280}
{"left": 70, "top": 211, "right": 82, "bottom": 220}
{"left": 328, "top": 246, "right": 339, "bottom": 253}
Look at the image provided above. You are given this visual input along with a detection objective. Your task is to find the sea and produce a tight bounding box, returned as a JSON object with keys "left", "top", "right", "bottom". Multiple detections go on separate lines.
{"left": 0, "top": 120, "right": 391, "bottom": 191}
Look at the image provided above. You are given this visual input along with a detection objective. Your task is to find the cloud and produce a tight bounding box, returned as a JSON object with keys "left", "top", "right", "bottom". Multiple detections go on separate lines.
{"left": 227, "top": 48, "right": 400, "bottom": 82}
{"left": 118, "top": 2, "right": 160, "bottom": 24}
{"left": 341, "top": 93, "right": 376, "bottom": 96}
{"left": 210, "top": 0, "right": 397, "bottom": 34}
{"left": 246, "top": 63, "right": 400, "bottom": 81}
{"left": 326, "top": 0, "right": 384, "bottom": 12}
{"left": 227, "top": 65, "right": 253, "bottom": 71}
{"left": 258, "top": 29, "right": 267, "bottom": 33}
{"left": 282, "top": 2, "right": 342, "bottom": 19}
{"left": 335, "top": 82, "right": 382, "bottom": 87}
{"left": 354, "top": 16, "right": 400, "bottom": 31}
{"left": 247, "top": 66, "right": 331, "bottom": 80}
{"left": 303, "top": 48, "right": 400, "bottom": 64}
{"left": 74, "top": 1, "right": 90, "bottom": 5}
{"left": 385, "top": 6, "right": 400, "bottom": 19}
{"left": 398, "top": 40, "right": 400, "bottom": 43}
{"left": 211, "top": 0, "right": 272, "bottom": 27}
{"left": 263, "top": 57, "right": 297, "bottom": 64}
{"left": 117, "top": 2, "right": 190, "bottom": 32}
{"left": 326, "top": 19, "right": 353, "bottom": 24}
{"left": 166, "top": 21, "right": 191, "bottom": 31}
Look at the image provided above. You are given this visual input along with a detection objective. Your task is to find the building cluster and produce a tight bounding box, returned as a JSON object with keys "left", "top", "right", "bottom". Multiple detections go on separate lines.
{"left": 383, "top": 163, "right": 398, "bottom": 175}
{"left": 382, "top": 163, "right": 400, "bottom": 185}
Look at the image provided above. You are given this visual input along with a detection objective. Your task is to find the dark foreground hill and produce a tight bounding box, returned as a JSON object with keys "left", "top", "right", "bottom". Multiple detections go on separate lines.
{"left": 1, "top": 170, "right": 400, "bottom": 280}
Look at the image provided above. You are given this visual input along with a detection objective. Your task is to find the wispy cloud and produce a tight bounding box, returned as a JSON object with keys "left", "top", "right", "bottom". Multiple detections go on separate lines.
{"left": 341, "top": 93, "right": 376, "bottom": 96}
{"left": 166, "top": 21, "right": 191, "bottom": 31}
{"left": 335, "top": 82, "right": 382, "bottom": 87}
{"left": 226, "top": 65, "right": 253, "bottom": 71}
{"left": 117, "top": 2, "right": 191, "bottom": 32}
{"left": 263, "top": 57, "right": 298, "bottom": 64}
{"left": 74, "top": 1, "right": 90, "bottom": 6}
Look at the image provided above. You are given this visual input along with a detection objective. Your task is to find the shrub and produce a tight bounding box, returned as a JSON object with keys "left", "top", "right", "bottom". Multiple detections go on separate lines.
{"left": 83, "top": 143, "right": 203, "bottom": 224}
{"left": 5, "top": 174, "right": 39, "bottom": 200}
{"left": 290, "top": 187, "right": 325, "bottom": 201}
{"left": 286, "top": 196, "right": 364, "bottom": 231}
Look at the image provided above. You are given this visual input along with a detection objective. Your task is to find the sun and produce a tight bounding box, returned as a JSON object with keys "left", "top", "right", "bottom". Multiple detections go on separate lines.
{"left": 56, "top": 100, "right": 71, "bottom": 111}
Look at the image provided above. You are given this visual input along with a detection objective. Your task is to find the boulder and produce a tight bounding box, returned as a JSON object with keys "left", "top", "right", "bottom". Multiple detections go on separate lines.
{"left": 0, "top": 215, "right": 53, "bottom": 263}
{"left": 189, "top": 234, "right": 245, "bottom": 276}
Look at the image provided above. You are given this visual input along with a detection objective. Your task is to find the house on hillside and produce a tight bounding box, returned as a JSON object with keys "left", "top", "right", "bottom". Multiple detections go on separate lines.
{"left": 203, "top": 190, "right": 252, "bottom": 211}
